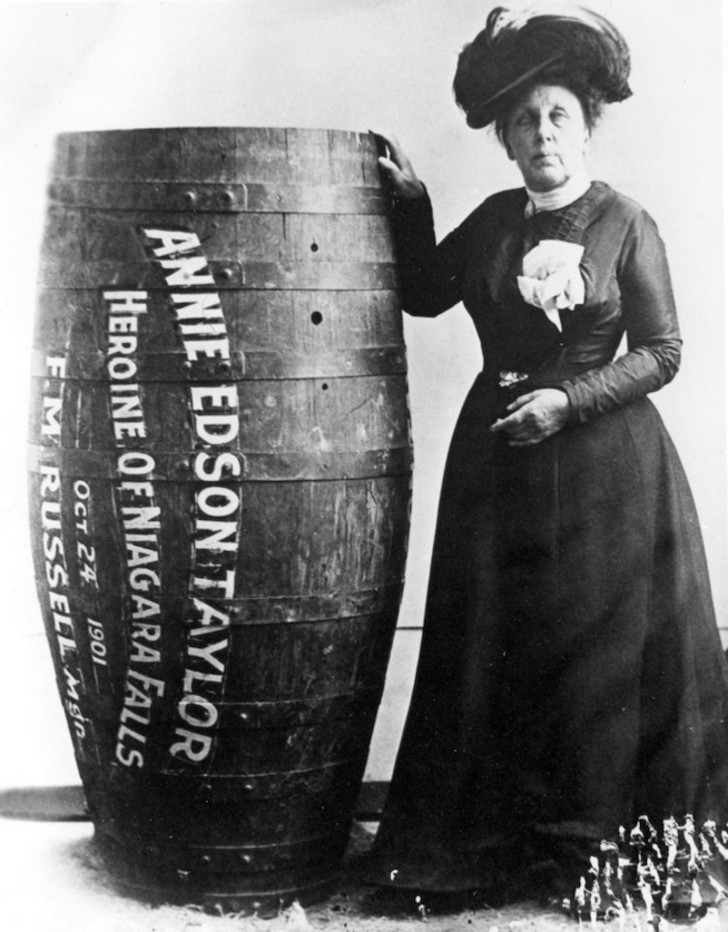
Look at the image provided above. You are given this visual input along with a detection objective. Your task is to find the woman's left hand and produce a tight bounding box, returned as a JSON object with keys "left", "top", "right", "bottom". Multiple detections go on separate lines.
{"left": 490, "top": 388, "right": 570, "bottom": 447}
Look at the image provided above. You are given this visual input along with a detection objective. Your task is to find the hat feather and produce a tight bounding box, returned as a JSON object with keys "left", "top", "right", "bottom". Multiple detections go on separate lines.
{"left": 454, "top": 5, "right": 632, "bottom": 129}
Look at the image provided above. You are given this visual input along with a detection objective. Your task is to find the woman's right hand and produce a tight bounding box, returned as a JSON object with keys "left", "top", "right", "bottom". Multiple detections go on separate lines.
{"left": 373, "top": 133, "right": 425, "bottom": 199}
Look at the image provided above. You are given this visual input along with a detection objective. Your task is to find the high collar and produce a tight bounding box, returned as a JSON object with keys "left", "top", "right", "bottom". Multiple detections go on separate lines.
{"left": 524, "top": 171, "right": 592, "bottom": 217}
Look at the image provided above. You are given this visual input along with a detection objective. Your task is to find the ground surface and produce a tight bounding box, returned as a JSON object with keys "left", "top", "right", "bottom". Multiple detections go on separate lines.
{"left": 2, "top": 819, "right": 727, "bottom": 932}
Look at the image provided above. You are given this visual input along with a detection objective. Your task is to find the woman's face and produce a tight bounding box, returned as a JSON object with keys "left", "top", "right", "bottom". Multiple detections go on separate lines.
{"left": 504, "top": 84, "right": 590, "bottom": 192}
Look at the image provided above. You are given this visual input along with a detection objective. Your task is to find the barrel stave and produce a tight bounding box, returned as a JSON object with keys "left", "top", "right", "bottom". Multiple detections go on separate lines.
{"left": 33, "top": 288, "right": 405, "bottom": 382}
{"left": 39, "top": 207, "right": 395, "bottom": 291}
{"left": 52, "top": 128, "right": 380, "bottom": 187}
{"left": 31, "top": 127, "right": 411, "bottom": 910}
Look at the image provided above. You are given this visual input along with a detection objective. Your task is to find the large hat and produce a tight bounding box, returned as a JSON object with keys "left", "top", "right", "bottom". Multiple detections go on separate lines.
{"left": 453, "top": 5, "right": 632, "bottom": 129}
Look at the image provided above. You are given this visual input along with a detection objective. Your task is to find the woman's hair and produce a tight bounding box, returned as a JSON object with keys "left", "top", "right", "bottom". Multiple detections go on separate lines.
{"left": 491, "top": 70, "right": 606, "bottom": 144}
{"left": 453, "top": 5, "right": 632, "bottom": 132}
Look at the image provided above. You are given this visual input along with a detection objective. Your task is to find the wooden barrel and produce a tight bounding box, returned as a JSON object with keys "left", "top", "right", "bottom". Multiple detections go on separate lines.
{"left": 28, "top": 128, "right": 411, "bottom": 913}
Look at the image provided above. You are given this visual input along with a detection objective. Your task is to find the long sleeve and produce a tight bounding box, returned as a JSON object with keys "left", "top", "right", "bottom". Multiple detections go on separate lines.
{"left": 558, "top": 209, "right": 682, "bottom": 423}
{"left": 390, "top": 190, "right": 481, "bottom": 317}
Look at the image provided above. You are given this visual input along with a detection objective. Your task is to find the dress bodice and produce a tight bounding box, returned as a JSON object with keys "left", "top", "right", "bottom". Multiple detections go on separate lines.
{"left": 460, "top": 183, "right": 639, "bottom": 381}
{"left": 391, "top": 181, "right": 681, "bottom": 422}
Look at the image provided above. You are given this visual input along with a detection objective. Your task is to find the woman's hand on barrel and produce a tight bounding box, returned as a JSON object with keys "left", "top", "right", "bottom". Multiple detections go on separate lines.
{"left": 490, "top": 389, "right": 570, "bottom": 447}
{"left": 372, "top": 133, "right": 425, "bottom": 199}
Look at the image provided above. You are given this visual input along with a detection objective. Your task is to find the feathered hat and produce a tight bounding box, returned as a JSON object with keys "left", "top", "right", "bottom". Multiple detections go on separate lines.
{"left": 453, "top": 4, "right": 632, "bottom": 129}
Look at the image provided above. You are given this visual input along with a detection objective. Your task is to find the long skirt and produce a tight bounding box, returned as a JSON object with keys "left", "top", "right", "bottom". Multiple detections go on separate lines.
{"left": 369, "top": 374, "right": 728, "bottom": 892}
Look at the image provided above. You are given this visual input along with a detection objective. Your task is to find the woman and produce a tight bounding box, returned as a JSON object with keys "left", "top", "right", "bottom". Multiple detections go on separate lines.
{"left": 368, "top": 4, "right": 728, "bottom": 909}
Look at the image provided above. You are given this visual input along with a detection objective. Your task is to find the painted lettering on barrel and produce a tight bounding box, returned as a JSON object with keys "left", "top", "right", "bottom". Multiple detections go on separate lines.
{"left": 141, "top": 230, "right": 233, "bottom": 365}
{"left": 37, "top": 417, "right": 95, "bottom": 759}
{"left": 37, "top": 348, "right": 104, "bottom": 758}
{"left": 70, "top": 476, "right": 115, "bottom": 700}
{"left": 41, "top": 354, "right": 66, "bottom": 442}
{"left": 72, "top": 480, "right": 99, "bottom": 592}
{"left": 104, "top": 294, "right": 166, "bottom": 770}
{"left": 113, "top": 452, "right": 165, "bottom": 768}
{"left": 171, "top": 293, "right": 231, "bottom": 362}
{"left": 140, "top": 228, "right": 239, "bottom": 767}
{"left": 103, "top": 291, "right": 148, "bottom": 444}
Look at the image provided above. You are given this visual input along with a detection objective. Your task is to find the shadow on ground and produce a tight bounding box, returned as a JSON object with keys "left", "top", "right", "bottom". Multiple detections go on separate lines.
{"left": 57, "top": 822, "right": 727, "bottom": 932}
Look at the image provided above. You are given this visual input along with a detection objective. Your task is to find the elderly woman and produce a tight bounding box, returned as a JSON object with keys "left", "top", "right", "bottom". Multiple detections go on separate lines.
{"left": 368, "top": 4, "right": 728, "bottom": 909}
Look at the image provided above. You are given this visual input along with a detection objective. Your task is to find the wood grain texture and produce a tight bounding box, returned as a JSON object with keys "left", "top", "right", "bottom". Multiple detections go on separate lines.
{"left": 29, "top": 127, "right": 411, "bottom": 912}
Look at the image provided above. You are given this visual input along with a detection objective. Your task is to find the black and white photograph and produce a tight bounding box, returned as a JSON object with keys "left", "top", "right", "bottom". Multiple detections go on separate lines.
{"left": 0, "top": 1, "right": 726, "bottom": 929}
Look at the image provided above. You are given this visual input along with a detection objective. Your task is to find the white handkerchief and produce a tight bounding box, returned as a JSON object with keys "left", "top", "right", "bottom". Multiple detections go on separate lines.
{"left": 517, "top": 240, "right": 586, "bottom": 332}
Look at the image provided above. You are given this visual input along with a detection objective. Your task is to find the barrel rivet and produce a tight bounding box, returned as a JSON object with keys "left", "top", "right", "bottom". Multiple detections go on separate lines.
{"left": 33, "top": 129, "right": 411, "bottom": 892}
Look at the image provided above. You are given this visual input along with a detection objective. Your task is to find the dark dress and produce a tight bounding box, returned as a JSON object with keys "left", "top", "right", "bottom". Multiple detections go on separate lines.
{"left": 369, "top": 181, "right": 728, "bottom": 893}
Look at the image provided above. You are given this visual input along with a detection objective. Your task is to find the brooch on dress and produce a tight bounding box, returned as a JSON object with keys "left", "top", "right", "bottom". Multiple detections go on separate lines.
{"left": 498, "top": 370, "right": 530, "bottom": 389}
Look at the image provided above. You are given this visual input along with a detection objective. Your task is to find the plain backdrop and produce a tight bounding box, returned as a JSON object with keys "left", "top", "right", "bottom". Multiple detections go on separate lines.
{"left": 0, "top": 0, "right": 724, "bottom": 790}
